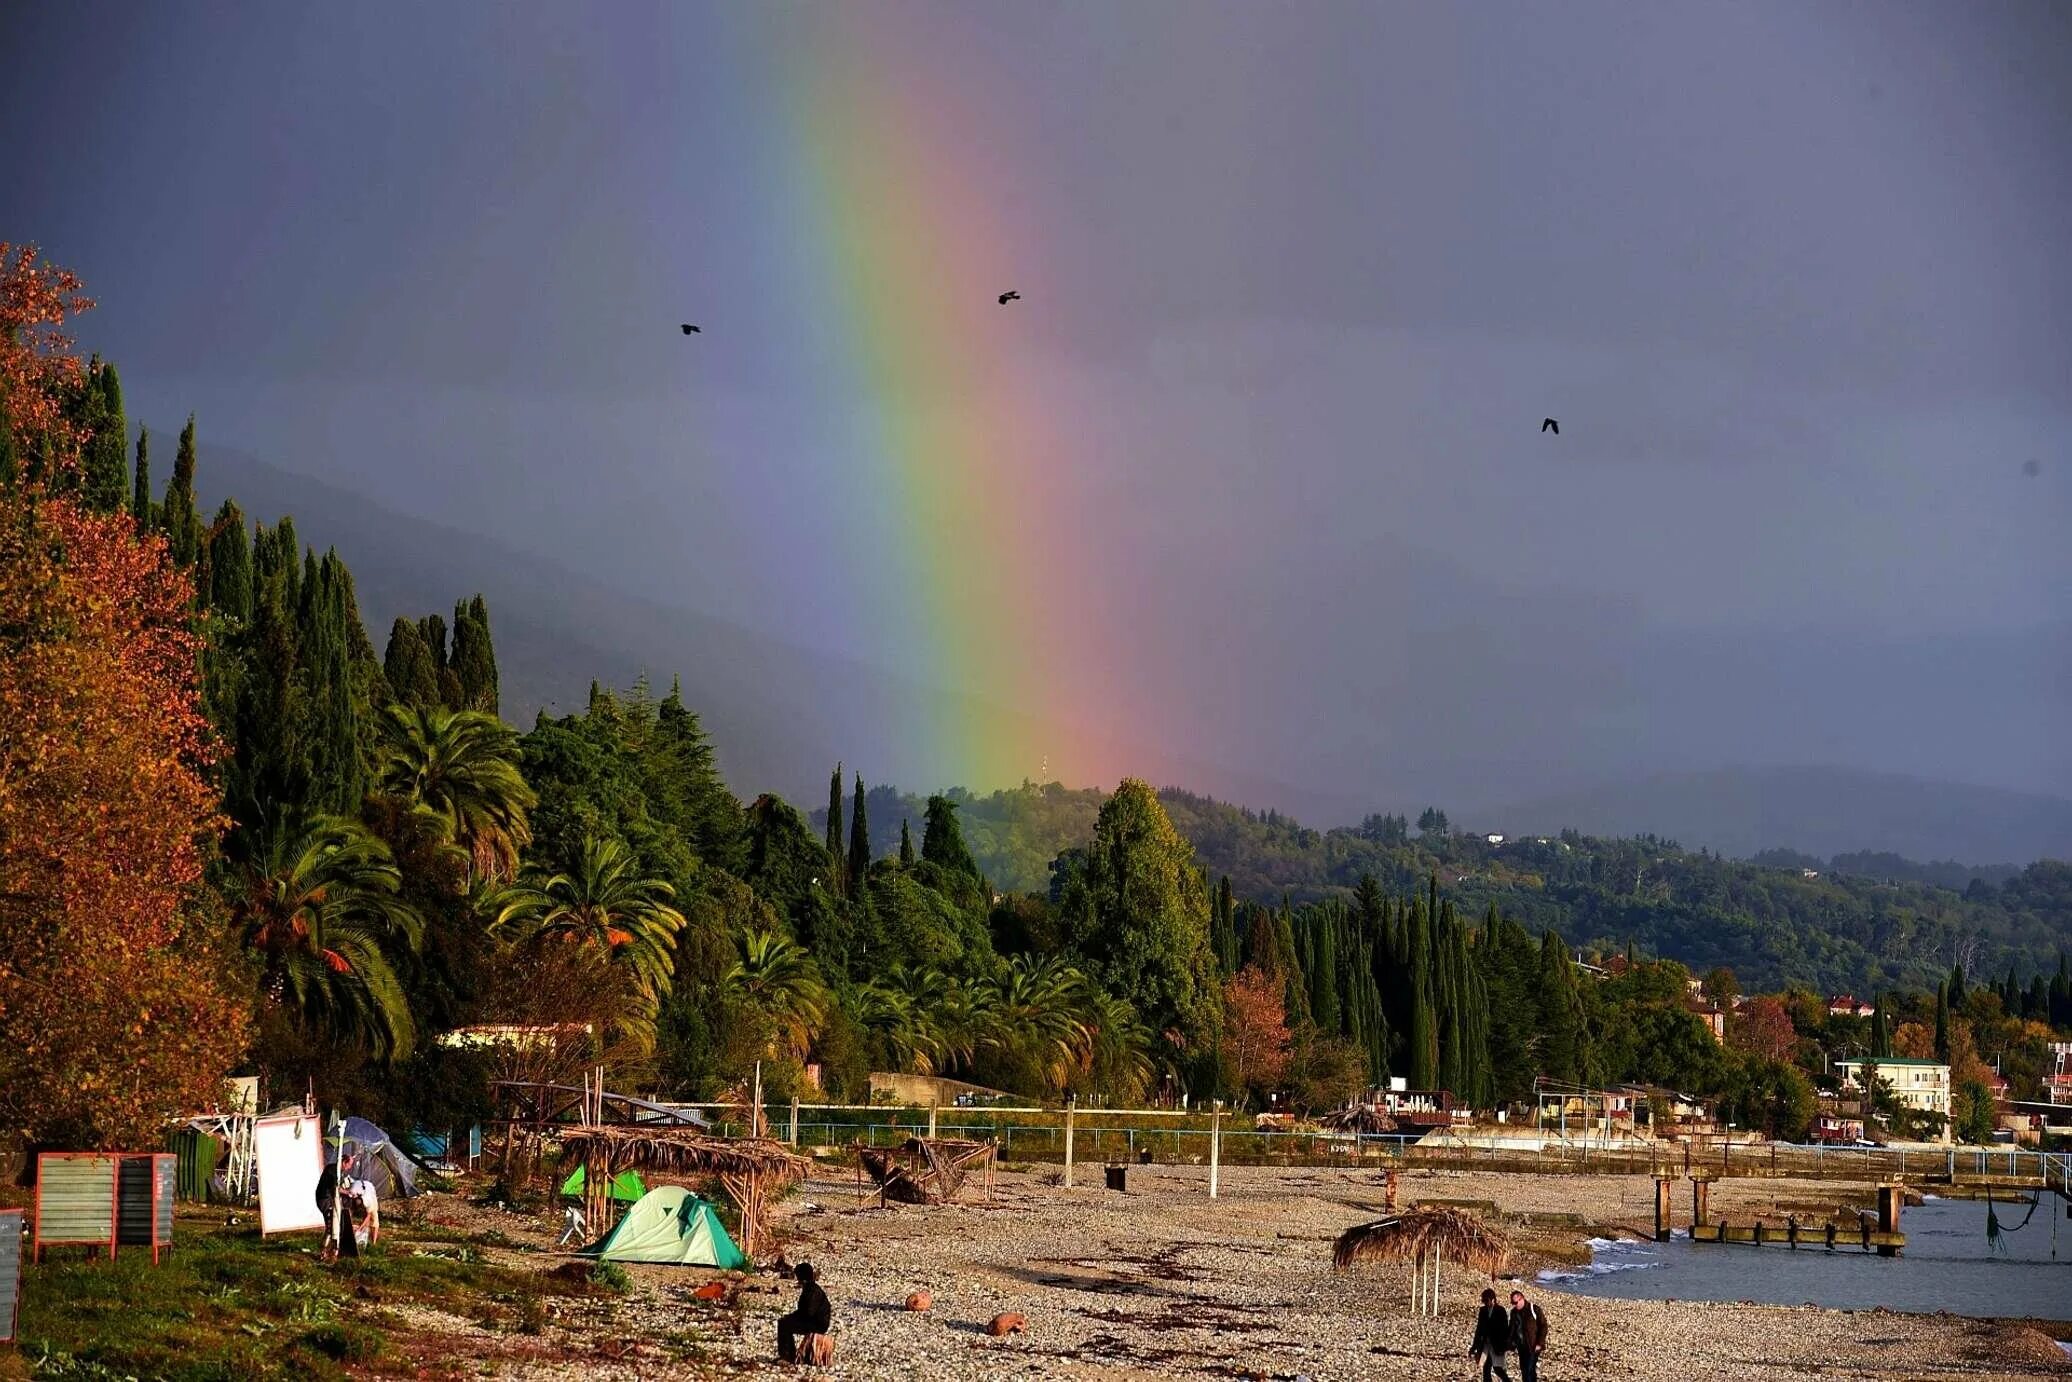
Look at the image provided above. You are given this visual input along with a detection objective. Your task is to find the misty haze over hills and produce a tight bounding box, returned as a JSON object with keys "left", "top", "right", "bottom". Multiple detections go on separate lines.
{"left": 198, "top": 441, "right": 2069, "bottom": 867}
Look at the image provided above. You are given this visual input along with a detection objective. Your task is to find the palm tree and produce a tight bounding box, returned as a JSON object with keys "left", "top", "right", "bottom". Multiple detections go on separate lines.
{"left": 232, "top": 817, "right": 425, "bottom": 1060}
{"left": 722, "top": 929, "right": 829, "bottom": 1060}
{"left": 983, "top": 956, "right": 1093, "bottom": 1095}
{"left": 374, "top": 703, "right": 536, "bottom": 882}
{"left": 493, "top": 835, "right": 685, "bottom": 1000}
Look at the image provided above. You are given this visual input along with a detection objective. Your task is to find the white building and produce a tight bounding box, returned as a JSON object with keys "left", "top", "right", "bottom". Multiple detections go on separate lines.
{"left": 1835, "top": 1057, "right": 1951, "bottom": 1127}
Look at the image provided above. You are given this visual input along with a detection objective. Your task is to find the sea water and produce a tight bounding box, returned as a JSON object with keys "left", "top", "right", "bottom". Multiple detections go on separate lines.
{"left": 1540, "top": 1198, "right": 2072, "bottom": 1321}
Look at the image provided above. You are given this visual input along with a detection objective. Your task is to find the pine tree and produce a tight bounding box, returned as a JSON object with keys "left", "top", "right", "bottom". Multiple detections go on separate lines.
{"left": 824, "top": 763, "right": 845, "bottom": 891}
{"left": 846, "top": 773, "right": 870, "bottom": 884}
{"left": 161, "top": 414, "right": 202, "bottom": 566}
{"left": 130, "top": 428, "right": 151, "bottom": 532}
{"left": 383, "top": 618, "right": 442, "bottom": 708}
{"left": 899, "top": 818, "right": 915, "bottom": 866}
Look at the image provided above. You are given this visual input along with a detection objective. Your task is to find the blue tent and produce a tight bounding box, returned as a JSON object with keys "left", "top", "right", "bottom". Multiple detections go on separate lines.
{"left": 326, "top": 1116, "right": 421, "bottom": 1200}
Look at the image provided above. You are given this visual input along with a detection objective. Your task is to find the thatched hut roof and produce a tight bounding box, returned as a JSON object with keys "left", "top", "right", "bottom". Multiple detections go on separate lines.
{"left": 857, "top": 1136, "right": 995, "bottom": 1205}
{"left": 1319, "top": 1105, "right": 1400, "bottom": 1135}
{"left": 1333, "top": 1208, "right": 1510, "bottom": 1275}
{"left": 555, "top": 1126, "right": 810, "bottom": 1189}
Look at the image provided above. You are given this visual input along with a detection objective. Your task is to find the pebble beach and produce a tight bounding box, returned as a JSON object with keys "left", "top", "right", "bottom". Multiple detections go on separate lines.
{"left": 417, "top": 1162, "right": 2072, "bottom": 1380}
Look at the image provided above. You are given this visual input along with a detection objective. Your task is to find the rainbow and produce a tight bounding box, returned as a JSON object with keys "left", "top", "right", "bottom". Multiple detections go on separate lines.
{"left": 720, "top": 11, "right": 1110, "bottom": 790}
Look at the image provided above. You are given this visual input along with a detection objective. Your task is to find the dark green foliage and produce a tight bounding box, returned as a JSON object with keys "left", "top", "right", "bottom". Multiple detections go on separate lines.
{"left": 162, "top": 414, "right": 202, "bottom": 566}
{"left": 385, "top": 618, "right": 442, "bottom": 708}
{"left": 1933, "top": 981, "right": 1950, "bottom": 1061}
{"left": 449, "top": 594, "right": 499, "bottom": 714}
{"left": 899, "top": 818, "right": 916, "bottom": 866}
{"left": 207, "top": 500, "right": 252, "bottom": 621}
{"left": 825, "top": 763, "right": 845, "bottom": 889}
{"left": 78, "top": 358, "right": 127, "bottom": 512}
{"left": 921, "top": 794, "right": 981, "bottom": 881}
{"left": 1211, "top": 875, "right": 1239, "bottom": 976}
{"left": 846, "top": 773, "right": 871, "bottom": 885}
{"left": 130, "top": 427, "right": 151, "bottom": 531}
{"left": 1535, "top": 929, "right": 1590, "bottom": 1085}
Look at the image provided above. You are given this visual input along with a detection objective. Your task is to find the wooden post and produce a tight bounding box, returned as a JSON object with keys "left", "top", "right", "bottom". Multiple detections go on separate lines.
{"left": 1877, "top": 1183, "right": 1903, "bottom": 1258}
{"left": 1208, "top": 1100, "right": 1223, "bottom": 1200}
{"left": 1063, "top": 1098, "right": 1076, "bottom": 1188}
{"left": 1691, "top": 1173, "right": 1711, "bottom": 1228}
{"left": 789, "top": 1098, "right": 801, "bottom": 1147}
{"left": 927, "top": 1105, "right": 938, "bottom": 1141}
{"left": 1653, "top": 1176, "right": 1674, "bottom": 1242}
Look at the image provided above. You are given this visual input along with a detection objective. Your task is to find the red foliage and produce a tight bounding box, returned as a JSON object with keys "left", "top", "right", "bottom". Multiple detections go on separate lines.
{"left": 0, "top": 243, "right": 95, "bottom": 472}
{"left": 1221, "top": 965, "right": 1292, "bottom": 1097}
{"left": 0, "top": 249, "right": 249, "bottom": 1148}
{"left": 1730, "top": 995, "right": 1797, "bottom": 1064}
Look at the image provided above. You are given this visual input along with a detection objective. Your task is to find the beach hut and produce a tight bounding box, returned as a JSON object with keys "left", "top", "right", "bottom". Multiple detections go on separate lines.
{"left": 555, "top": 1127, "right": 810, "bottom": 1258}
{"left": 580, "top": 1186, "right": 746, "bottom": 1268}
{"left": 1333, "top": 1207, "right": 1510, "bottom": 1317}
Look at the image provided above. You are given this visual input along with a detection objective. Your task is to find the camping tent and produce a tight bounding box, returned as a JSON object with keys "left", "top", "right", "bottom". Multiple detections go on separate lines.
{"left": 580, "top": 1186, "right": 746, "bottom": 1268}
{"left": 560, "top": 1166, "right": 646, "bottom": 1203}
{"left": 325, "top": 1117, "right": 420, "bottom": 1201}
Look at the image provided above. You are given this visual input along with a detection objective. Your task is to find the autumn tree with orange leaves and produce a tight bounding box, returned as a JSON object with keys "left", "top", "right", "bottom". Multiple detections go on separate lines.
{"left": 0, "top": 244, "right": 250, "bottom": 1148}
{"left": 1220, "top": 965, "right": 1292, "bottom": 1105}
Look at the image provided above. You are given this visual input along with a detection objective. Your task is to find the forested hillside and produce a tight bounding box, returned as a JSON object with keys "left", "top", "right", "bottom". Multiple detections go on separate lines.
{"left": 823, "top": 784, "right": 2071, "bottom": 996}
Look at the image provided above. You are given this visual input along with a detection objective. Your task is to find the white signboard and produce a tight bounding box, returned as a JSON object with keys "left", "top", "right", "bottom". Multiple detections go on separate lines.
{"left": 254, "top": 1113, "right": 325, "bottom": 1235}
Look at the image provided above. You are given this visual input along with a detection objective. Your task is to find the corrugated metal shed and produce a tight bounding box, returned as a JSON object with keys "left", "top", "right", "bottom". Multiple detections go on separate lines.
{"left": 0, "top": 1206, "right": 22, "bottom": 1343}
{"left": 116, "top": 1154, "right": 175, "bottom": 1262}
{"left": 33, "top": 1155, "right": 117, "bottom": 1261}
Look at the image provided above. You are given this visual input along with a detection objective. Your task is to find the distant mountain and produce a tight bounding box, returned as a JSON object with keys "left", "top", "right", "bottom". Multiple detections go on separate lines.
{"left": 1481, "top": 766, "right": 2072, "bottom": 868}
{"left": 191, "top": 443, "right": 1331, "bottom": 814}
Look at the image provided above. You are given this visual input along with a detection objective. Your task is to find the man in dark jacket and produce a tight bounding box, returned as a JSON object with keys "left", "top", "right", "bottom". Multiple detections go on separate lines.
{"left": 777, "top": 1261, "right": 833, "bottom": 1363}
{"left": 1470, "top": 1286, "right": 1514, "bottom": 1381}
{"left": 1509, "top": 1288, "right": 1548, "bottom": 1382}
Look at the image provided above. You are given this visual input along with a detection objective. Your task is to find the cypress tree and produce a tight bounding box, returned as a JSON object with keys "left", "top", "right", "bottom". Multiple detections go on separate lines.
{"left": 899, "top": 818, "right": 915, "bottom": 866}
{"left": 846, "top": 773, "right": 870, "bottom": 884}
{"left": 206, "top": 501, "right": 252, "bottom": 620}
{"left": 1869, "top": 998, "right": 1890, "bottom": 1060}
{"left": 162, "top": 414, "right": 202, "bottom": 566}
{"left": 1311, "top": 904, "right": 1342, "bottom": 1033}
{"left": 920, "top": 794, "right": 980, "bottom": 880}
{"left": 299, "top": 553, "right": 363, "bottom": 814}
{"left": 80, "top": 360, "right": 128, "bottom": 512}
{"left": 384, "top": 619, "right": 442, "bottom": 708}
{"left": 1933, "top": 981, "right": 1950, "bottom": 1062}
{"left": 128, "top": 427, "right": 151, "bottom": 530}
{"left": 1407, "top": 893, "right": 1438, "bottom": 1089}
{"left": 824, "top": 763, "right": 845, "bottom": 889}
{"left": 450, "top": 595, "right": 499, "bottom": 714}
{"left": 1946, "top": 964, "right": 1967, "bottom": 1010}
{"left": 1536, "top": 930, "right": 1587, "bottom": 1085}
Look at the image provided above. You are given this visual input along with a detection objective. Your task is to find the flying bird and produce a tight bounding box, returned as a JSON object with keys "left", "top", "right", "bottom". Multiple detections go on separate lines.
{"left": 1541, "top": 418, "right": 1559, "bottom": 435}
{"left": 2022, "top": 458, "right": 2041, "bottom": 477}
{"left": 680, "top": 323, "right": 700, "bottom": 335}
{"left": 997, "top": 291, "right": 1020, "bottom": 305}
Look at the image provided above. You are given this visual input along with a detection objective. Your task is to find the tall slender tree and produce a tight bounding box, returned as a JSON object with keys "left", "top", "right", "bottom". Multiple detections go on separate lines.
{"left": 449, "top": 594, "right": 499, "bottom": 714}
{"left": 161, "top": 414, "right": 201, "bottom": 566}
{"left": 79, "top": 358, "right": 127, "bottom": 512}
{"left": 129, "top": 427, "right": 150, "bottom": 532}
{"left": 824, "top": 763, "right": 845, "bottom": 890}
{"left": 899, "top": 818, "right": 916, "bottom": 866}
{"left": 846, "top": 773, "right": 871, "bottom": 885}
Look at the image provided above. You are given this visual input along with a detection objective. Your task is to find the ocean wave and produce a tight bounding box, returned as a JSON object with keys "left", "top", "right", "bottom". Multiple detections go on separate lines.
{"left": 1537, "top": 1258, "right": 1661, "bottom": 1283}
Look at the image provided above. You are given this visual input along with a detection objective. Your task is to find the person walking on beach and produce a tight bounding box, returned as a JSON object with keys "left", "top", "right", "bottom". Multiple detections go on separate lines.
{"left": 1508, "top": 1288, "right": 1548, "bottom": 1382}
{"left": 777, "top": 1261, "right": 833, "bottom": 1364}
{"left": 1470, "top": 1286, "right": 1515, "bottom": 1382}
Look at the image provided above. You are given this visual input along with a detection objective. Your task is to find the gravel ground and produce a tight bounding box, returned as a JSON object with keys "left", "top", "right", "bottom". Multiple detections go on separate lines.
{"left": 426, "top": 1164, "right": 2072, "bottom": 1380}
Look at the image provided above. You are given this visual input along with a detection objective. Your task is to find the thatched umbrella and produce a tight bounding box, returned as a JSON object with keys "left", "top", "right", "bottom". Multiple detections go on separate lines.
{"left": 1333, "top": 1208, "right": 1510, "bottom": 1317}
{"left": 556, "top": 1126, "right": 810, "bottom": 1258}
{"left": 857, "top": 1137, "right": 996, "bottom": 1206}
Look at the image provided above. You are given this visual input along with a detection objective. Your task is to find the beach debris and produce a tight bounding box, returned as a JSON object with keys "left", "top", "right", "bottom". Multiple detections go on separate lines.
{"left": 905, "top": 1289, "right": 933, "bottom": 1312}
{"left": 691, "top": 1281, "right": 729, "bottom": 1301}
{"left": 987, "top": 1312, "right": 1029, "bottom": 1336}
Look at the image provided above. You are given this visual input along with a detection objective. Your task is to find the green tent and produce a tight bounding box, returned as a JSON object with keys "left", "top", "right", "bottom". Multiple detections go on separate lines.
{"left": 560, "top": 1166, "right": 647, "bottom": 1203}
{"left": 580, "top": 1185, "right": 747, "bottom": 1269}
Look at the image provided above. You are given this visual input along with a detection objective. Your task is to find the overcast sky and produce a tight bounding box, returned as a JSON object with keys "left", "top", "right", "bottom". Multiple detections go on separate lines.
{"left": 7, "top": 1, "right": 2068, "bottom": 807}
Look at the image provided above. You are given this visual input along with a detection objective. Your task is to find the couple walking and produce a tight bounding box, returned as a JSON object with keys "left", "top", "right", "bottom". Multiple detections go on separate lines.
{"left": 1470, "top": 1287, "right": 1548, "bottom": 1381}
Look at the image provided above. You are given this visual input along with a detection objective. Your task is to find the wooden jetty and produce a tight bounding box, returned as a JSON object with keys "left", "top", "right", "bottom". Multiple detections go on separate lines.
{"left": 1656, "top": 1176, "right": 1908, "bottom": 1256}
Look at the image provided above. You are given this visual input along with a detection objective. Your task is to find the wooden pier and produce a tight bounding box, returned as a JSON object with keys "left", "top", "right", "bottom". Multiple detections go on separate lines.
{"left": 1657, "top": 1177, "right": 1908, "bottom": 1256}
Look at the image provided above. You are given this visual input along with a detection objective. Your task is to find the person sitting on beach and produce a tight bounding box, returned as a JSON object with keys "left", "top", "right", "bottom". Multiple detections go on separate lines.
{"left": 1470, "top": 1286, "right": 1515, "bottom": 1382}
{"left": 1508, "top": 1288, "right": 1548, "bottom": 1382}
{"left": 777, "top": 1261, "right": 833, "bottom": 1364}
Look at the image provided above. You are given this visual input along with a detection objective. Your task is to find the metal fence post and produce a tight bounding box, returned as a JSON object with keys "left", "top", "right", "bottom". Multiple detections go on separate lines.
{"left": 1063, "top": 1099, "right": 1076, "bottom": 1188}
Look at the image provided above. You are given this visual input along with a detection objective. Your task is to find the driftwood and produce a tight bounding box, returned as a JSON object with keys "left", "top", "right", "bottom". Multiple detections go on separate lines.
{"left": 856, "top": 1137, "right": 996, "bottom": 1206}
{"left": 1318, "top": 1105, "right": 1400, "bottom": 1135}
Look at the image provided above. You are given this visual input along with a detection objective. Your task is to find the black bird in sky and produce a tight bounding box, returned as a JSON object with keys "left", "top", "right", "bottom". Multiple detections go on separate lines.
{"left": 680, "top": 323, "right": 700, "bottom": 334}
{"left": 1542, "top": 417, "right": 1559, "bottom": 435}
{"left": 2022, "top": 458, "right": 2041, "bottom": 477}
{"left": 997, "top": 290, "right": 1020, "bottom": 305}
